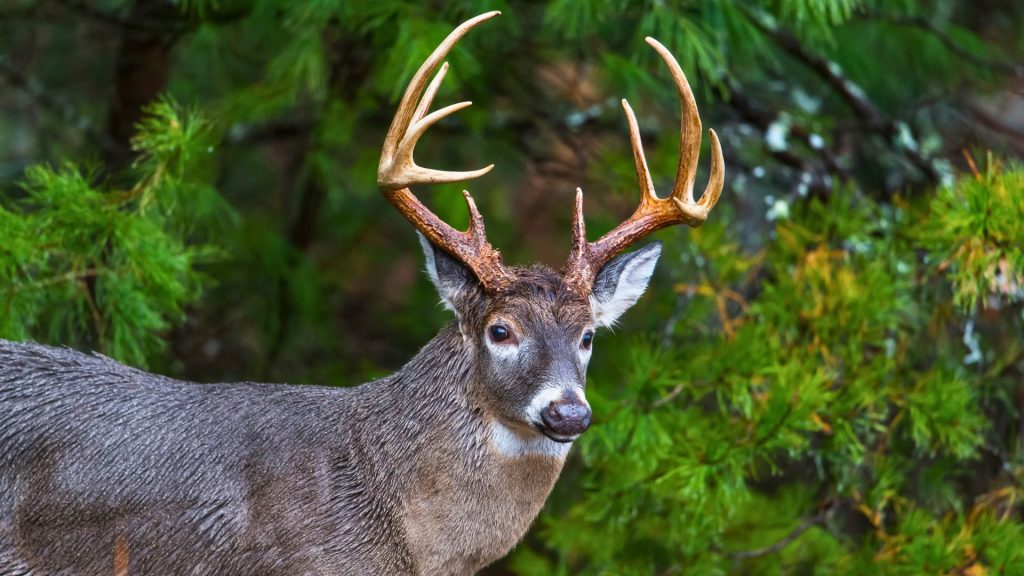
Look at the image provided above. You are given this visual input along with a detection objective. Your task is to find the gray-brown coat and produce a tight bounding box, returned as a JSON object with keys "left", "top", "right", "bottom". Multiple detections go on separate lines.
{"left": 0, "top": 240, "right": 663, "bottom": 576}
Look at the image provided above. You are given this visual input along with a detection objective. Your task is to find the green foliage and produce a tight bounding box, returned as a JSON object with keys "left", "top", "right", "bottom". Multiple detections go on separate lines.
{"left": 921, "top": 160, "right": 1024, "bottom": 312}
{"left": 0, "top": 101, "right": 223, "bottom": 366}
{"left": 1, "top": 0, "right": 1023, "bottom": 573}
{"left": 519, "top": 169, "right": 1024, "bottom": 573}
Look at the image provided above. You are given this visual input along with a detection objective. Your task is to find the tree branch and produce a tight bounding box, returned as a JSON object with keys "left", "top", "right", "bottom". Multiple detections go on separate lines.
{"left": 742, "top": 10, "right": 941, "bottom": 184}
{"left": 966, "top": 104, "right": 1024, "bottom": 144}
{"left": 863, "top": 14, "right": 1024, "bottom": 78}
{"left": 727, "top": 82, "right": 851, "bottom": 196}
{"left": 726, "top": 507, "right": 832, "bottom": 559}
{"left": 53, "top": 0, "right": 184, "bottom": 33}
{"left": 757, "top": 28, "right": 885, "bottom": 128}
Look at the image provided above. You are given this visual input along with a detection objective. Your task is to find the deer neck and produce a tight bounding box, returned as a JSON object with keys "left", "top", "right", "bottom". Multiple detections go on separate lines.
{"left": 354, "top": 321, "right": 572, "bottom": 463}
{"left": 348, "top": 322, "right": 570, "bottom": 573}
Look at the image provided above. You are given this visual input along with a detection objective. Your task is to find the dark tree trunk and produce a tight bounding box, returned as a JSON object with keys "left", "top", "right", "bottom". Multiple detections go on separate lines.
{"left": 105, "top": 0, "right": 179, "bottom": 171}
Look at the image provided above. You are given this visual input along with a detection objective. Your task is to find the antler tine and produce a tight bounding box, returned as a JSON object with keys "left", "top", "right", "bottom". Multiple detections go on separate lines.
{"left": 621, "top": 99, "right": 658, "bottom": 209}
{"left": 413, "top": 61, "right": 449, "bottom": 125}
{"left": 646, "top": 38, "right": 702, "bottom": 206}
{"left": 379, "top": 11, "right": 499, "bottom": 165}
{"left": 378, "top": 12, "right": 515, "bottom": 292}
{"left": 646, "top": 37, "right": 725, "bottom": 221}
{"left": 565, "top": 188, "right": 589, "bottom": 279}
{"left": 562, "top": 36, "right": 725, "bottom": 293}
{"left": 693, "top": 128, "right": 725, "bottom": 212}
{"left": 378, "top": 11, "right": 499, "bottom": 192}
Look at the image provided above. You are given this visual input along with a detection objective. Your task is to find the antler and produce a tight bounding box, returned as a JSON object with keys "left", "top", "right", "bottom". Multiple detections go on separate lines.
{"left": 377, "top": 11, "right": 515, "bottom": 292}
{"left": 562, "top": 37, "right": 725, "bottom": 293}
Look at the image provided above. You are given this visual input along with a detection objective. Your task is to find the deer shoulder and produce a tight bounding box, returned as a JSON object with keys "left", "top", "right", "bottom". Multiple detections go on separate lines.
{"left": 0, "top": 11, "right": 723, "bottom": 575}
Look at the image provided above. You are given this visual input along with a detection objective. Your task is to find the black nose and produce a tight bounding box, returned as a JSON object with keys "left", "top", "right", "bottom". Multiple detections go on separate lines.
{"left": 540, "top": 400, "right": 592, "bottom": 438}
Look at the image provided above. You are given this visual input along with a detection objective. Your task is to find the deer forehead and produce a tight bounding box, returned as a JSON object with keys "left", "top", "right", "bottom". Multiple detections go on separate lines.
{"left": 479, "top": 274, "right": 593, "bottom": 329}
{"left": 482, "top": 298, "right": 591, "bottom": 335}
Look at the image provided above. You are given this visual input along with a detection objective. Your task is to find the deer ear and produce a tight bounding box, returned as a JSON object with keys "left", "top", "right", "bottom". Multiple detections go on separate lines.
{"left": 419, "top": 233, "right": 483, "bottom": 315}
{"left": 589, "top": 242, "right": 662, "bottom": 328}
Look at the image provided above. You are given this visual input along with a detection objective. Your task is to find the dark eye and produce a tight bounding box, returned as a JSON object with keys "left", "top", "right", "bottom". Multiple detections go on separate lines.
{"left": 489, "top": 325, "right": 511, "bottom": 343}
{"left": 581, "top": 331, "right": 594, "bottom": 350}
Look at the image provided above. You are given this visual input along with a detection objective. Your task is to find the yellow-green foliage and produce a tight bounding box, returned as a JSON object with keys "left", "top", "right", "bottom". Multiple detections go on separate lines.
{"left": 923, "top": 160, "right": 1024, "bottom": 312}
{"left": 516, "top": 167, "right": 1024, "bottom": 574}
{"left": 1, "top": 1, "right": 1022, "bottom": 573}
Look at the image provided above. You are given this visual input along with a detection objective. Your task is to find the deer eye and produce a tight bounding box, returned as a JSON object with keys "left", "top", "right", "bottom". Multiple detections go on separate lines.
{"left": 581, "top": 330, "right": 594, "bottom": 350}
{"left": 489, "top": 325, "right": 511, "bottom": 343}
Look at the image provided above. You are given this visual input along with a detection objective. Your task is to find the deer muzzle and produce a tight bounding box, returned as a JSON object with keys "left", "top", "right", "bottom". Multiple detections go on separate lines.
{"left": 540, "top": 398, "right": 592, "bottom": 441}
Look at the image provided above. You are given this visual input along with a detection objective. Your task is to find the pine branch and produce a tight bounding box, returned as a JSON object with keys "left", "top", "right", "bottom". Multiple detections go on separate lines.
{"left": 863, "top": 14, "right": 1024, "bottom": 78}
{"left": 741, "top": 8, "right": 942, "bottom": 184}
{"left": 53, "top": 0, "right": 185, "bottom": 33}
{"left": 766, "top": 27, "right": 886, "bottom": 128}
{"left": 776, "top": 27, "right": 939, "bottom": 182}
{"left": 727, "top": 82, "right": 850, "bottom": 196}
{"left": 726, "top": 507, "right": 832, "bottom": 559}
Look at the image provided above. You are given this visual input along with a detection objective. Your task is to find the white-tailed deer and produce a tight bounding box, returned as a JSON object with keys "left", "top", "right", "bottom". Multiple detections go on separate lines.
{"left": 0, "top": 11, "right": 722, "bottom": 576}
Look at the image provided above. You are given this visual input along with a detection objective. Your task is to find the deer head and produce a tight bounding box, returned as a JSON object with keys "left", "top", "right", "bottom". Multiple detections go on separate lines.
{"left": 377, "top": 12, "right": 724, "bottom": 445}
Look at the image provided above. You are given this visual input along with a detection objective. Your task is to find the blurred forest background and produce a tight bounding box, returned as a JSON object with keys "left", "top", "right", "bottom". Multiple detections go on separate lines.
{"left": 2, "top": 0, "right": 1024, "bottom": 573}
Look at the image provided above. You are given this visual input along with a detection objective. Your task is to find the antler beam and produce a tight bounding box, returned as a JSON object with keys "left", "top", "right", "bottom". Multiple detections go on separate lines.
{"left": 562, "top": 37, "right": 725, "bottom": 293}
{"left": 377, "top": 11, "right": 515, "bottom": 292}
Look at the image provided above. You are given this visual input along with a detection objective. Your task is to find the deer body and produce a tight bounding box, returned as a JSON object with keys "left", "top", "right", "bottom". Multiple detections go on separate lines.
{"left": 1, "top": 11, "right": 724, "bottom": 575}
{"left": 1, "top": 322, "right": 566, "bottom": 575}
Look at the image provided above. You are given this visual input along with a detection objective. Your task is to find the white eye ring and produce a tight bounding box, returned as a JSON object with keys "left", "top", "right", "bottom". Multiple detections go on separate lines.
{"left": 484, "top": 322, "right": 520, "bottom": 359}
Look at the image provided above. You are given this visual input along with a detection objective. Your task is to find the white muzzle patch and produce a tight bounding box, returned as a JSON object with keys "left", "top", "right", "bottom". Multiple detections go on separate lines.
{"left": 525, "top": 385, "right": 589, "bottom": 427}
{"left": 487, "top": 384, "right": 590, "bottom": 458}
{"left": 489, "top": 421, "right": 572, "bottom": 458}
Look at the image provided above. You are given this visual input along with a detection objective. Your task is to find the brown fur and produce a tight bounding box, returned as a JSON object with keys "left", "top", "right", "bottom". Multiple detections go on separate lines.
{"left": 0, "top": 244, "right": 659, "bottom": 574}
{"left": 402, "top": 437, "right": 566, "bottom": 573}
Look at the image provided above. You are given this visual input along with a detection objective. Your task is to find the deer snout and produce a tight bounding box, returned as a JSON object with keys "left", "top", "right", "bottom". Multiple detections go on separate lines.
{"left": 540, "top": 399, "right": 592, "bottom": 440}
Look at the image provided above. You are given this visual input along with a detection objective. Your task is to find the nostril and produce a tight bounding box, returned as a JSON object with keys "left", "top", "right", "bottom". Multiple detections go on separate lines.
{"left": 542, "top": 402, "right": 563, "bottom": 423}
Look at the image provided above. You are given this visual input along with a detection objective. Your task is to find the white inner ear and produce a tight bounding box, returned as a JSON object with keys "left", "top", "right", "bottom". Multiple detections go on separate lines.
{"left": 590, "top": 252, "right": 660, "bottom": 328}
{"left": 418, "top": 233, "right": 457, "bottom": 313}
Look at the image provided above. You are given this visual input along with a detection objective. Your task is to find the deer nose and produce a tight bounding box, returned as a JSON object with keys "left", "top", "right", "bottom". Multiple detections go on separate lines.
{"left": 540, "top": 399, "right": 592, "bottom": 438}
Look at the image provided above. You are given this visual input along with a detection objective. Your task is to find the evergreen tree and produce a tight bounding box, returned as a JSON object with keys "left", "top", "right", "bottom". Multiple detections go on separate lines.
{"left": 1, "top": 1, "right": 1022, "bottom": 573}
